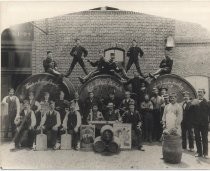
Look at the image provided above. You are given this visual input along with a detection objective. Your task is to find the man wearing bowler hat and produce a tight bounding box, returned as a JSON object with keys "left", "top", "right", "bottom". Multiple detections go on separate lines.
{"left": 181, "top": 91, "right": 194, "bottom": 151}
{"left": 191, "top": 89, "right": 210, "bottom": 158}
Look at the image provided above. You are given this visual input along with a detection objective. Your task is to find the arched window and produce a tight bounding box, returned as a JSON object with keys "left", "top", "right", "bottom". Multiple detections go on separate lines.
{"left": 104, "top": 47, "right": 125, "bottom": 67}
{"left": 185, "top": 75, "right": 209, "bottom": 100}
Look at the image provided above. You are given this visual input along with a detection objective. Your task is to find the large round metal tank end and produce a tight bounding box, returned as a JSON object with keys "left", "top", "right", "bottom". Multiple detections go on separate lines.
{"left": 149, "top": 74, "right": 197, "bottom": 102}
{"left": 15, "top": 73, "right": 75, "bottom": 101}
{"left": 78, "top": 74, "right": 125, "bottom": 103}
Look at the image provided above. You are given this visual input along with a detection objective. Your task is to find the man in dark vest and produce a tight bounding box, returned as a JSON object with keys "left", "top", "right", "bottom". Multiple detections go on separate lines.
{"left": 27, "top": 91, "right": 41, "bottom": 129}
{"left": 39, "top": 100, "right": 61, "bottom": 149}
{"left": 126, "top": 40, "right": 146, "bottom": 78}
{"left": 65, "top": 38, "right": 89, "bottom": 77}
{"left": 104, "top": 102, "right": 121, "bottom": 122}
{"left": 11, "top": 100, "right": 36, "bottom": 151}
{"left": 120, "top": 91, "right": 135, "bottom": 113}
{"left": 151, "top": 87, "right": 164, "bottom": 141}
{"left": 122, "top": 101, "right": 145, "bottom": 151}
{"left": 2, "top": 88, "right": 20, "bottom": 138}
{"left": 181, "top": 91, "right": 194, "bottom": 151}
{"left": 62, "top": 100, "right": 82, "bottom": 150}
{"left": 83, "top": 91, "right": 99, "bottom": 124}
{"left": 191, "top": 89, "right": 210, "bottom": 158}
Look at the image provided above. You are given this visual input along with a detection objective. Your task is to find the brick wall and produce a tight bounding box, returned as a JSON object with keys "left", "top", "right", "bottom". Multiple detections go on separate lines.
{"left": 173, "top": 20, "right": 210, "bottom": 78}
{"left": 32, "top": 10, "right": 175, "bottom": 89}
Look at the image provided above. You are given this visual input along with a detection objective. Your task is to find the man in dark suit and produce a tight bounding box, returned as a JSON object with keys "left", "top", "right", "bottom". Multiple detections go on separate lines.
{"left": 126, "top": 40, "right": 146, "bottom": 78}
{"left": 122, "top": 101, "right": 145, "bottom": 151}
{"left": 191, "top": 89, "right": 210, "bottom": 158}
{"left": 181, "top": 91, "right": 194, "bottom": 151}
{"left": 65, "top": 39, "right": 89, "bottom": 77}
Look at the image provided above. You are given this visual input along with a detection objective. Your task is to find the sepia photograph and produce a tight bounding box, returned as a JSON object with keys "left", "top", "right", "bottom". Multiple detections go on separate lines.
{"left": 0, "top": 0, "right": 210, "bottom": 170}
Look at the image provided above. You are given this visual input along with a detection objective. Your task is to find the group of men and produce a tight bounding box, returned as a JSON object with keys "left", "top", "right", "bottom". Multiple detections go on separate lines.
{"left": 2, "top": 84, "right": 210, "bottom": 158}
{"left": 43, "top": 38, "right": 173, "bottom": 82}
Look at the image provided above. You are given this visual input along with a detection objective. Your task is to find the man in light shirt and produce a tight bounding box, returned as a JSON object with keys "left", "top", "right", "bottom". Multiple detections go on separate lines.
{"left": 2, "top": 88, "right": 21, "bottom": 138}
{"left": 162, "top": 93, "right": 183, "bottom": 136}
{"left": 62, "top": 100, "right": 81, "bottom": 150}
{"left": 39, "top": 100, "right": 61, "bottom": 149}
{"left": 12, "top": 100, "right": 36, "bottom": 151}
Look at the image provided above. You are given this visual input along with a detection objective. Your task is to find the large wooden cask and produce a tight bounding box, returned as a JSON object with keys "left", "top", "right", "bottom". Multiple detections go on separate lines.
{"left": 162, "top": 134, "right": 182, "bottom": 164}
{"left": 149, "top": 74, "right": 197, "bottom": 102}
{"left": 15, "top": 73, "right": 75, "bottom": 102}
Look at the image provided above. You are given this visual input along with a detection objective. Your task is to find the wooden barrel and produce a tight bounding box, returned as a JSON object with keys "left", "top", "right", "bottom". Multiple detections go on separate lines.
{"left": 149, "top": 74, "right": 197, "bottom": 103}
{"left": 162, "top": 134, "right": 182, "bottom": 164}
{"left": 79, "top": 74, "right": 125, "bottom": 104}
{"left": 94, "top": 136, "right": 106, "bottom": 153}
{"left": 15, "top": 73, "right": 75, "bottom": 102}
{"left": 107, "top": 136, "right": 121, "bottom": 153}
{"left": 100, "top": 125, "right": 114, "bottom": 143}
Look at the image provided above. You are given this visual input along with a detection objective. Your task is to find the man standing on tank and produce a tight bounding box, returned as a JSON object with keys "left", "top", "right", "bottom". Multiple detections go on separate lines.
{"left": 65, "top": 38, "right": 89, "bottom": 77}
{"left": 126, "top": 40, "right": 146, "bottom": 78}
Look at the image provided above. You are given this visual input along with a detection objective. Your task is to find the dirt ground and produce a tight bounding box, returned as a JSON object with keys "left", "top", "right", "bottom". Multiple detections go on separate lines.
{"left": 1, "top": 139, "right": 210, "bottom": 170}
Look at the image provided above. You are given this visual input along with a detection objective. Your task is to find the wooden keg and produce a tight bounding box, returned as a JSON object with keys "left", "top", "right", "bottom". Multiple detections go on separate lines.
{"left": 93, "top": 136, "right": 106, "bottom": 153}
{"left": 107, "top": 136, "right": 121, "bottom": 153}
{"left": 35, "top": 129, "right": 47, "bottom": 151}
{"left": 162, "top": 134, "right": 182, "bottom": 164}
{"left": 100, "top": 125, "right": 114, "bottom": 143}
{"left": 61, "top": 131, "right": 72, "bottom": 150}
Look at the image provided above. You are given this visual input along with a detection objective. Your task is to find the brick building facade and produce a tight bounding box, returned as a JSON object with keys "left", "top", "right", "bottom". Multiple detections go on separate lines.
{"left": 2, "top": 7, "right": 210, "bottom": 98}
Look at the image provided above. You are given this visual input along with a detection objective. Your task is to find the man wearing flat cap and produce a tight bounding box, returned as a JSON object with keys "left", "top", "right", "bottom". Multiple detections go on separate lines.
{"left": 122, "top": 101, "right": 145, "bottom": 151}
{"left": 181, "top": 91, "right": 194, "bottom": 151}
{"left": 104, "top": 102, "right": 121, "bottom": 121}
{"left": 190, "top": 89, "right": 210, "bottom": 158}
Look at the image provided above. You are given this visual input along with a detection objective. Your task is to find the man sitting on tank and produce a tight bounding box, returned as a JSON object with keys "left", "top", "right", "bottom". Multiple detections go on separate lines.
{"left": 79, "top": 51, "right": 129, "bottom": 83}
{"left": 43, "top": 51, "right": 64, "bottom": 78}
{"left": 122, "top": 101, "right": 145, "bottom": 151}
{"left": 104, "top": 102, "right": 121, "bottom": 122}
{"left": 149, "top": 50, "right": 173, "bottom": 79}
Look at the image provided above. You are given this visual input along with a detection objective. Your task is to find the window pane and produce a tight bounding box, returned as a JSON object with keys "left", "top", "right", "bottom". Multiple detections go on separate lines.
{"left": 1, "top": 52, "right": 9, "bottom": 67}
{"left": 14, "top": 52, "right": 31, "bottom": 68}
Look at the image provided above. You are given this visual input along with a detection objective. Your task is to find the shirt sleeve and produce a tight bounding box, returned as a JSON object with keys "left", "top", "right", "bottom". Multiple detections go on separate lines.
{"left": 30, "top": 111, "right": 36, "bottom": 128}
{"left": 162, "top": 105, "right": 167, "bottom": 123}
{"left": 54, "top": 112, "right": 61, "bottom": 128}
{"left": 176, "top": 104, "right": 183, "bottom": 128}
{"left": 149, "top": 101, "right": 154, "bottom": 110}
{"left": 35, "top": 101, "right": 41, "bottom": 111}
{"left": 2, "top": 96, "right": 8, "bottom": 103}
{"left": 83, "top": 47, "right": 88, "bottom": 57}
{"left": 40, "top": 113, "right": 47, "bottom": 126}
{"left": 138, "top": 47, "right": 144, "bottom": 57}
{"left": 62, "top": 112, "right": 68, "bottom": 128}
{"left": 15, "top": 96, "right": 21, "bottom": 116}
{"left": 75, "top": 111, "right": 82, "bottom": 129}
